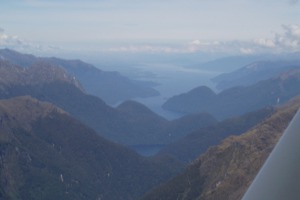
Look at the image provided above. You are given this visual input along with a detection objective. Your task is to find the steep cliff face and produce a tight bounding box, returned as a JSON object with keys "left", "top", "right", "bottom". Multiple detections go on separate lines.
{"left": 142, "top": 97, "right": 300, "bottom": 200}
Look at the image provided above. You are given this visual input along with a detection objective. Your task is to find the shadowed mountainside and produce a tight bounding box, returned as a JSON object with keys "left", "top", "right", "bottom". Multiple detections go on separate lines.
{"left": 141, "top": 96, "right": 300, "bottom": 200}
{"left": 117, "top": 100, "right": 218, "bottom": 145}
{"left": 0, "top": 96, "right": 181, "bottom": 200}
{"left": 156, "top": 107, "right": 274, "bottom": 163}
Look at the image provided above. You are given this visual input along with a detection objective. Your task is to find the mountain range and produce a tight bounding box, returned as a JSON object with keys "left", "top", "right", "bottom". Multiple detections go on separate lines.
{"left": 194, "top": 54, "right": 272, "bottom": 72}
{"left": 0, "top": 48, "right": 159, "bottom": 105}
{"left": 1, "top": 48, "right": 300, "bottom": 200}
{"left": 212, "top": 60, "right": 300, "bottom": 90}
{"left": 194, "top": 52, "right": 300, "bottom": 73}
{"left": 142, "top": 96, "right": 300, "bottom": 200}
{"left": 163, "top": 68, "right": 300, "bottom": 120}
{"left": 0, "top": 96, "right": 181, "bottom": 200}
{"left": 156, "top": 107, "right": 274, "bottom": 163}
{"left": 0, "top": 59, "right": 217, "bottom": 147}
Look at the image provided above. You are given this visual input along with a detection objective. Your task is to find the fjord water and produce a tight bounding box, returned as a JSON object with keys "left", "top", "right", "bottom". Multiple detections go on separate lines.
{"left": 122, "top": 63, "right": 219, "bottom": 156}
{"left": 130, "top": 63, "right": 220, "bottom": 119}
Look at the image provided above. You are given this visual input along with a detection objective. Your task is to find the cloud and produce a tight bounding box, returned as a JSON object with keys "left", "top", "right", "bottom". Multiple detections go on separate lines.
{"left": 106, "top": 40, "right": 224, "bottom": 54}
{"left": 240, "top": 48, "right": 255, "bottom": 55}
{"left": 254, "top": 38, "right": 276, "bottom": 48}
{"left": 1, "top": 24, "right": 299, "bottom": 56}
{"left": 0, "top": 28, "right": 24, "bottom": 48}
{"left": 281, "top": 24, "right": 300, "bottom": 38}
{"left": 0, "top": 28, "right": 61, "bottom": 55}
{"left": 275, "top": 24, "right": 300, "bottom": 48}
{"left": 191, "top": 40, "right": 201, "bottom": 46}
{"left": 180, "top": 40, "right": 222, "bottom": 53}
{"left": 108, "top": 44, "right": 187, "bottom": 53}
{"left": 187, "top": 26, "right": 300, "bottom": 55}
{"left": 289, "top": 0, "right": 299, "bottom": 5}
{"left": 253, "top": 24, "right": 300, "bottom": 52}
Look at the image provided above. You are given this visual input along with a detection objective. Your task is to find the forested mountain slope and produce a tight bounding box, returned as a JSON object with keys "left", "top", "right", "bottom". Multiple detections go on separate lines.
{"left": 142, "top": 96, "right": 300, "bottom": 200}
{"left": 157, "top": 107, "right": 274, "bottom": 163}
{"left": 0, "top": 96, "right": 180, "bottom": 200}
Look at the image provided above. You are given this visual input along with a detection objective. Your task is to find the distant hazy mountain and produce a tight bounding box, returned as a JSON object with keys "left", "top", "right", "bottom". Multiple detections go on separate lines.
{"left": 0, "top": 48, "right": 159, "bottom": 105}
{"left": 193, "top": 52, "right": 300, "bottom": 73}
{"left": 157, "top": 107, "right": 274, "bottom": 163}
{"left": 194, "top": 54, "right": 273, "bottom": 72}
{"left": 142, "top": 96, "right": 300, "bottom": 200}
{"left": 163, "top": 69, "right": 300, "bottom": 120}
{"left": 212, "top": 60, "right": 300, "bottom": 90}
{"left": 0, "top": 96, "right": 181, "bottom": 200}
{"left": 0, "top": 60, "right": 216, "bottom": 147}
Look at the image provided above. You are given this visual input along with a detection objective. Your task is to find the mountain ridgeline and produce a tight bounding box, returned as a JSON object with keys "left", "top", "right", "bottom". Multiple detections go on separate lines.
{"left": 0, "top": 96, "right": 181, "bottom": 200}
{"left": 156, "top": 107, "right": 274, "bottom": 163}
{"left": 212, "top": 60, "right": 300, "bottom": 90}
{"left": 0, "top": 48, "right": 159, "bottom": 105}
{"left": 142, "top": 96, "right": 300, "bottom": 200}
{"left": 163, "top": 68, "right": 300, "bottom": 120}
{"left": 1, "top": 48, "right": 300, "bottom": 200}
{"left": 0, "top": 57, "right": 217, "bottom": 147}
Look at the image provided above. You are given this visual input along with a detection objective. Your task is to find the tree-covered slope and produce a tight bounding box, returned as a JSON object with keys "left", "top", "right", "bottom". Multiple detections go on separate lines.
{"left": 142, "top": 96, "right": 300, "bottom": 200}
{"left": 157, "top": 107, "right": 274, "bottom": 163}
{"left": 0, "top": 96, "right": 180, "bottom": 200}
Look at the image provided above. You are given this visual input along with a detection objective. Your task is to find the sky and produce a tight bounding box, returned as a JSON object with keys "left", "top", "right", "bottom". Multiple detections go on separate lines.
{"left": 0, "top": 0, "right": 300, "bottom": 56}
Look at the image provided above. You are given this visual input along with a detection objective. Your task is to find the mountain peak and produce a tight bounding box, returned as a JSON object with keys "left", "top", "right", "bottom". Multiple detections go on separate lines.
{"left": 117, "top": 100, "right": 158, "bottom": 115}
{"left": 189, "top": 85, "right": 216, "bottom": 96}
{"left": 0, "top": 60, "right": 83, "bottom": 91}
